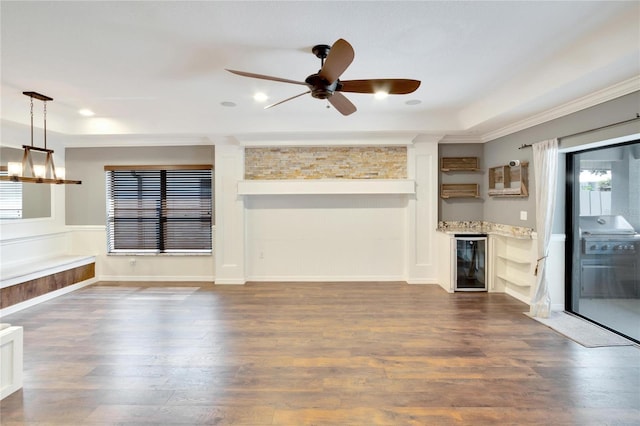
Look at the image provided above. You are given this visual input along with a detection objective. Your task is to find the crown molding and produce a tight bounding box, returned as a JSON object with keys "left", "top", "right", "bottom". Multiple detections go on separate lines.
{"left": 481, "top": 76, "right": 640, "bottom": 142}
{"left": 235, "top": 131, "right": 420, "bottom": 147}
{"left": 63, "top": 134, "right": 214, "bottom": 148}
{"left": 439, "top": 134, "right": 483, "bottom": 144}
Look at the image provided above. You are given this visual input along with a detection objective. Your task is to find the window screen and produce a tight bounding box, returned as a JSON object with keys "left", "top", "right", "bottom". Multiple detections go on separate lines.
{"left": 106, "top": 166, "right": 212, "bottom": 254}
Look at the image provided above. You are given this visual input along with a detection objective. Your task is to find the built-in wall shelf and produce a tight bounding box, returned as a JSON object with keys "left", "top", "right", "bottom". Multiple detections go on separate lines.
{"left": 496, "top": 253, "right": 531, "bottom": 265}
{"left": 488, "top": 162, "right": 529, "bottom": 197}
{"left": 440, "top": 183, "right": 480, "bottom": 199}
{"left": 490, "top": 234, "right": 535, "bottom": 302}
{"left": 237, "top": 179, "right": 416, "bottom": 195}
{"left": 440, "top": 157, "right": 480, "bottom": 172}
{"left": 496, "top": 273, "right": 531, "bottom": 288}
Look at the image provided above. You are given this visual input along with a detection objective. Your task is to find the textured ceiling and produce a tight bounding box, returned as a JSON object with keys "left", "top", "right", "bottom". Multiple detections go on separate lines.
{"left": 1, "top": 1, "right": 638, "bottom": 144}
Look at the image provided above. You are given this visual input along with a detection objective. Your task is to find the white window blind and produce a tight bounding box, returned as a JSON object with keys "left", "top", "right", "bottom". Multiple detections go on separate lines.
{"left": 106, "top": 166, "right": 212, "bottom": 254}
{"left": 0, "top": 171, "right": 22, "bottom": 219}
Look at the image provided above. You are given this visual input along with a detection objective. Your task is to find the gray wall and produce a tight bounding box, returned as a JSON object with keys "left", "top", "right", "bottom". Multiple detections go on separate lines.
{"left": 437, "top": 92, "right": 640, "bottom": 231}
{"left": 65, "top": 146, "right": 215, "bottom": 225}
{"left": 484, "top": 91, "right": 640, "bottom": 231}
{"left": 438, "top": 143, "right": 484, "bottom": 221}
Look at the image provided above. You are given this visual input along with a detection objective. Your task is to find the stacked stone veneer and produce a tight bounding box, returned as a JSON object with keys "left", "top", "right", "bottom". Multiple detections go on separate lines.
{"left": 244, "top": 146, "right": 407, "bottom": 180}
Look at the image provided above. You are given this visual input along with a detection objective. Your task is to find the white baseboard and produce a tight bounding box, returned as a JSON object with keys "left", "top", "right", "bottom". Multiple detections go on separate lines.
{"left": 406, "top": 279, "right": 440, "bottom": 285}
{"left": 0, "top": 277, "right": 98, "bottom": 317}
{"left": 504, "top": 286, "right": 531, "bottom": 305}
{"left": 214, "top": 279, "right": 247, "bottom": 285}
{"left": 99, "top": 275, "right": 215, "bottom": 282}
{"left": 245, "top": 274, "right": 406, "bottom": 282}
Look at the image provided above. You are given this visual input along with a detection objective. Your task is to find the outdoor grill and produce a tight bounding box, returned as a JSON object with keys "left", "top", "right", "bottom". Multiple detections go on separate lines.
{"left": 580, "top": 215, "right": 639, "bottom": 255}
{"left": 579, "top": 215, "right": 639, "bottom": 298}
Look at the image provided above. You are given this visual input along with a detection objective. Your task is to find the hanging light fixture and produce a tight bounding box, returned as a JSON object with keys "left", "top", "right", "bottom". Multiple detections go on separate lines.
{"left": 0, "top": 91, "right": 81, "bottom": 185}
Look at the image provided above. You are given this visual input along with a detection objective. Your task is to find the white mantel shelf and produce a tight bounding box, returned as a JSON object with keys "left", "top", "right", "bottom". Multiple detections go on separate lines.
{"left": 237, "top": 179, "right": 416, "bottom": 195}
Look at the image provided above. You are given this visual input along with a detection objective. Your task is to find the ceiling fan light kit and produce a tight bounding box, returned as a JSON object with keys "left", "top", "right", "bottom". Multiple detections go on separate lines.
{"left": 226, "top": 38, "right": 421, "bottom": 116}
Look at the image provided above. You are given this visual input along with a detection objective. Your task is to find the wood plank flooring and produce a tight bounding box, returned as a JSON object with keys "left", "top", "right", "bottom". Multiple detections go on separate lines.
{"left": 1, "top": 281, "right": 639, "bottom": 425}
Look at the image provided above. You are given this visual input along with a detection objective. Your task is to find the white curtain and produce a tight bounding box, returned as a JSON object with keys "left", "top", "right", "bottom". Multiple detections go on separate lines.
{"left": 529, "top": 138, "right": 559, "bottom": 318}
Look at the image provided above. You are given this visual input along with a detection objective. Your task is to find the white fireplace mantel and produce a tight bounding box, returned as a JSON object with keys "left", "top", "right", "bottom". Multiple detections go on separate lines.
{"left": 237, "top": 179, "right": 416, "bottom": 195}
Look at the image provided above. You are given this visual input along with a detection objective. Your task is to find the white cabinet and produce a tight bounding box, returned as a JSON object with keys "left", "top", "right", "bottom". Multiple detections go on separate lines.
{"left": 0, "top": 324, "right": 23, "bottom": 400}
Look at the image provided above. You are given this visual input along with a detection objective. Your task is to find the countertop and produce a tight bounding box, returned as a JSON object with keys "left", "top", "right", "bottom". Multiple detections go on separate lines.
{"left": 437, "top": 221, "right": 536, "bottom": 239}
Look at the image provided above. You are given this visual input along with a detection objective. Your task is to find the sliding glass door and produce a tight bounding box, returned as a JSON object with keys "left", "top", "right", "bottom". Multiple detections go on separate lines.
{"left": 567, "top": 140, "right": 640, "bottom": 342}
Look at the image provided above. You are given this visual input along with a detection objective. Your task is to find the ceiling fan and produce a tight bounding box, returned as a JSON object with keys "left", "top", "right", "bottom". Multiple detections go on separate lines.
{"left": 226, "top": 38, "right": 421, "bottom": 116}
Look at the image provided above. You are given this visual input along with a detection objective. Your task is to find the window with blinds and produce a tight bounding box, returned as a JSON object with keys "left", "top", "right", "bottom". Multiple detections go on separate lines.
{"left": 0, "top": 170, "right": 22, "bottom": 219}
{"left": 105, "top": 165, "right": 212, "bottom": 254}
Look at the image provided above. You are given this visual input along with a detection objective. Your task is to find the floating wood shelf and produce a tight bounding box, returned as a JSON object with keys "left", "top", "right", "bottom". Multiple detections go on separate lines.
{"left": 440, "top": 183, "right": 480, "bottom": 199}
{"left": 440, "top": 157, "right": 480, "bottom": 172}
{"left": 488, "top": 162, "right": 528, "bottom": 197}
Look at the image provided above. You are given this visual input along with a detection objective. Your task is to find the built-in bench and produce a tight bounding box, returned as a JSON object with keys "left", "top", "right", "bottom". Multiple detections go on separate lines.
{"left": 0, "top": 255, "right": 96, "bottom": 316}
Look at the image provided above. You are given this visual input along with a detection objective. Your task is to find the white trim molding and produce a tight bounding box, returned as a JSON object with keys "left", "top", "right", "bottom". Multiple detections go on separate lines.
{"left": 482, "top": 76, "right": 640, "bottom": 142}
{"left": 234, "top": 132, "right": 420, "bottom": 147}
{"left": 237, "top": 179, "right": 415, "bottom": 195}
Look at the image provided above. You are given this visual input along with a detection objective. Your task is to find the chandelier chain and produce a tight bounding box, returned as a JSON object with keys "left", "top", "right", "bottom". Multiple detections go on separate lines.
{"left": 43, "top": 101, "right": 47, "bottom": 149}
{"left": 29, "top": 96, "right": 34, "bottom": 147}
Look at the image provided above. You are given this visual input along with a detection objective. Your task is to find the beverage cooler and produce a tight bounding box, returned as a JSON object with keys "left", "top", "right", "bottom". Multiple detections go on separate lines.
{"left": 453, "top": 234, "right": 487, "bottom": 291}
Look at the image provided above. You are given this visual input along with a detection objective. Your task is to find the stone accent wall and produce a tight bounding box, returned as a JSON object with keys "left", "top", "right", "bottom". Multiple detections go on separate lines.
{"left": 245, "top": 146, "right": 407, "bottom": 180}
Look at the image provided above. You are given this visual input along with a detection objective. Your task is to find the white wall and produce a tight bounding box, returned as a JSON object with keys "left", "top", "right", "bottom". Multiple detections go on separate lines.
{"left": 68, "top": 226, "right": 215, "bottom": 282}
{"left": 214, "top": 137, "right": 441, "bottom": 285}
{"left": 245, "top": 195, "right": 407, "bottom": 281}
{"left": 0, "top": 231, "right": 70, "bottom": 268}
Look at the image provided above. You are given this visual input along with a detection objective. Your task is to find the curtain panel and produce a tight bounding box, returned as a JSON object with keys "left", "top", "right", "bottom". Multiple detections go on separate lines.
{"left": 530, "top": 138, "right": 559, "bottom": 318}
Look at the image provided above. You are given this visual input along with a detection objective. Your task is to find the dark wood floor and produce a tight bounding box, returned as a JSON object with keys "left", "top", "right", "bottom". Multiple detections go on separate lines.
{"left": 1, "top": 282, "right": 639, "bottom": 425}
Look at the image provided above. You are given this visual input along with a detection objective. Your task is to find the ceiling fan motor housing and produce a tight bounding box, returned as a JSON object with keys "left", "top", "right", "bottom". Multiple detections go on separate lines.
{"left": 305, "top": 74, "right": 339, "bottom": 99}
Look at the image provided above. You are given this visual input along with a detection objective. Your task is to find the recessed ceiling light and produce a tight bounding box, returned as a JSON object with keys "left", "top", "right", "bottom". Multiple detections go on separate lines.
{"left": 220, "top": 101, "right": 236, "bottom": 107}
{"left": 405, "top": 99, "right": 421, "bottom": 106}
{"left": 253, "top": 92, "right": 268, "bottom": 102}
{"left": 78, "top": 108, "right": 95, "bottom": 117}
{"left": 374, "top": 91, "right": 388, "bottom": 100}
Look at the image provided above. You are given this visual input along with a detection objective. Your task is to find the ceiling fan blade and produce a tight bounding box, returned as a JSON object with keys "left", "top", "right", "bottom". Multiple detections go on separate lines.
{"left": 318, "top": 39, "right": 354, "bottom": 84}
{"left": 328, "top": 92, "right": 357, "bottom": 116}
{"left": 339, "top": 79, "right": 421, "bottom": 94}
{"left": 264, "top": 91, "right": 311, "bottom": 109}
{"left": 225, "top": 69, "right": 307, "bottom": 86}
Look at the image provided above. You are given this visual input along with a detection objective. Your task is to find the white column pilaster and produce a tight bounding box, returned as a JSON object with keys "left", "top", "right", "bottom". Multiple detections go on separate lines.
{"left": 406, "top": 137, "right": 442, "bottom": 283}
{"left": 214, "top": 143, "right": 246, "bottom": 284}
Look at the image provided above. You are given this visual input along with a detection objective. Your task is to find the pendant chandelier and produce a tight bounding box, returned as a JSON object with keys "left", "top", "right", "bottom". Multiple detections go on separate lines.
{"left": 0, "top": 91, "right": 81, "bottom": 184}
